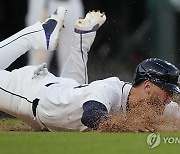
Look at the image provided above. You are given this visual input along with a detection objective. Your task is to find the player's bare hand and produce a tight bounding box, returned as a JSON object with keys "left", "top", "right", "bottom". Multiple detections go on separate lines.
{"left": 32, "top": 63, "right": 48, "bottom": 79}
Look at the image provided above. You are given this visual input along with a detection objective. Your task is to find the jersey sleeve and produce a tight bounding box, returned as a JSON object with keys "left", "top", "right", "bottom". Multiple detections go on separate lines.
{"left": 164, "top": 101, "right": 180, "bottom": 119}
{"left": 82, "top": 78, "right": 120, "bottom": 112}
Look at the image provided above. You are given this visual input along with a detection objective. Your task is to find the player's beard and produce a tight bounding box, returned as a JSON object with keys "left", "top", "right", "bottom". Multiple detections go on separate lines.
{"left": 139, "top": 92, "right": 168, "bottom": 115}
{"left": 128, "top": 91, "right": 169, "bottom": 115}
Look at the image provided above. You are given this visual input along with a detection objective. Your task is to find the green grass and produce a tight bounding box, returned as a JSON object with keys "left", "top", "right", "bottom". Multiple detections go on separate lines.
{"left": 0, "top": 118, "right": 180, "bottom": 154}
{"left": 0, "top": 132, "right": 180, "bottom": 154}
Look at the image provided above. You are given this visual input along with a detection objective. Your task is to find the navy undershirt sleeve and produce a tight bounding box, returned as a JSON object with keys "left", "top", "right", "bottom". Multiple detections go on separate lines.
{"left": 81, "top": 100, "right": 108, "bottom": 129}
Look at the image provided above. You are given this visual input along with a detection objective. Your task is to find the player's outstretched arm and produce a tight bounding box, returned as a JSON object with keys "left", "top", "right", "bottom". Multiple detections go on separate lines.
{"left": 60, "top": 10, "right": 106, "bottom": 84}
{"left": 164, "top": 101, "right": 180, "bottom": 119}
{"left": 81, "top": 100, "right": 108, "bottom": 129}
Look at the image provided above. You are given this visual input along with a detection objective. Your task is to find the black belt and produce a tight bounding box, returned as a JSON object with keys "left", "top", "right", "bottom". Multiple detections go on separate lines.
{"left": 32, "top": 98, "right": 40, "bottom": 117}
{"left": 45, "top": 82, "right": 59, "bottom": 87}
{"left": 32, "top": 82, "right": 58, "bottom": 117}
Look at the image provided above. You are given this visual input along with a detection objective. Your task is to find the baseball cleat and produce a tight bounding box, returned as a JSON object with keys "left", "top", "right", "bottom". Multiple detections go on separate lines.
{"left": 74, "top": 10, "right": 106, "bottom": 34}
{"left": 42, "top": 7, "right": 66, "bottom": 51}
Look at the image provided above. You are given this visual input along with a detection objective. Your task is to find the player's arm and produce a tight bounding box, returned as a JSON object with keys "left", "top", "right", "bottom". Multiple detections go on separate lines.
{"left": 81, "top": 79, "right": 120, "bottom": 129}
{"left": 164, "top": 101, "right": 180, "bottom": 118}
{"left": 81, "top": 100, "right": 108, "bottom": 129}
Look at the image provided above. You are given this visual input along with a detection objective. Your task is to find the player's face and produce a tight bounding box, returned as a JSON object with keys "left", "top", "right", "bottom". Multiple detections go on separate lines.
{"left": 128, "top": 81, "right": 173, "bottom": 113}
{"left": 150, "top": 84, "right": 173, "bottom": 105}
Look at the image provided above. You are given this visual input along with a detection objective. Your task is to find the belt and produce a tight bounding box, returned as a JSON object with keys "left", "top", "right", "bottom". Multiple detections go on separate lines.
{"left": 32, "top": 98, "right": 40, "bottom": 117}
{"left": 32, "top": 82, "right": 58, "bottom": 117}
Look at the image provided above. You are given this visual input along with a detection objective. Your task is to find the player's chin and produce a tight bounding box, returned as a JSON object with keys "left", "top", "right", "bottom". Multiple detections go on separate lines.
{"left": 148, "top": 94, "right": 165, "bottom": 106}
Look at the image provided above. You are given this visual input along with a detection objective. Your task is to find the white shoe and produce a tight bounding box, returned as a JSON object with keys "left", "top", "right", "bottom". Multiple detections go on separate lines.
{"left": 42, "top": 7, "right": 66, "bottom": 51}
{"left": 74, "top": 10, "right": 106, "bottom": 34}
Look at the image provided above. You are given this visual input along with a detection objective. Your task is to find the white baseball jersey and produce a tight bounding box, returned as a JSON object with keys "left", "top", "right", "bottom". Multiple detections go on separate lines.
{"left": 36, "top": 76, "right": 132, "bottom": 131}
{"left": 0, "top": 65, "right": 131, "bottom": 131}
{"left": 0, "top": 21, "right": 132, "bottom": 131}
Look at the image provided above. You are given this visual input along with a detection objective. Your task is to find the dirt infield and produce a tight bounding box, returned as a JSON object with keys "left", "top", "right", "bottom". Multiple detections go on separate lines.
{"left": 98, "top": 96, "right": 180, "bottom": 133}
{"left": 98, "top": 110, "right": 180, "bottom": 133}
{"left": 0, "top": 118, "right": 32, "bottom": 131}
{"left": 1, "top": 115, "right": 180, "bottom": 133}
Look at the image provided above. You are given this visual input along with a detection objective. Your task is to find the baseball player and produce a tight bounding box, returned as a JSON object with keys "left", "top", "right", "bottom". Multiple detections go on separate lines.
{"left": 0, "top": 7, "right": 180, "bottom": 132}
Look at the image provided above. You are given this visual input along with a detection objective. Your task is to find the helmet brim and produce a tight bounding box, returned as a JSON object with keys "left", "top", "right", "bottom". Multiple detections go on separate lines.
{"left": 155, "top": 82, "right": 180, "bottom": 94}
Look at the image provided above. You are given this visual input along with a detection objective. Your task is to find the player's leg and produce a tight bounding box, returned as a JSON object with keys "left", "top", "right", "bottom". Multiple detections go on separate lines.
{"left": 60, "top": 11, "right": 106, "bottom": 84}
{"left": 0, "top": 7, "right": 66, "bottom": 130}
{"left": 0, "top": 66, "right": 45, "bottom": 130}
{"left": 0, "top": 7, "right": 66, "bottom": 69}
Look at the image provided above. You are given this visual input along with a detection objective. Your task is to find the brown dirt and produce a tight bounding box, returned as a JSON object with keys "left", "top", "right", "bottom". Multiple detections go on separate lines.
{"left": 0, "top": 118, "right": 33, "bottom": 132}
{"left": 98, "top": 99, "right": 180, "bottom": 133}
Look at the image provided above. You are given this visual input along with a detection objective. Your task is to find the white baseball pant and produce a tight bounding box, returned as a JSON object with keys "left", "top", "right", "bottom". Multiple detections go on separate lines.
{"left": 0, "top": 21, "right": 96, "bottom": 130}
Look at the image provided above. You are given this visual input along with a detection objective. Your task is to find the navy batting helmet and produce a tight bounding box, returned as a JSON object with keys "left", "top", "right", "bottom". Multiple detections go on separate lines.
{"left": 132, "top": 58, "right": 180, "bottom": 94}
